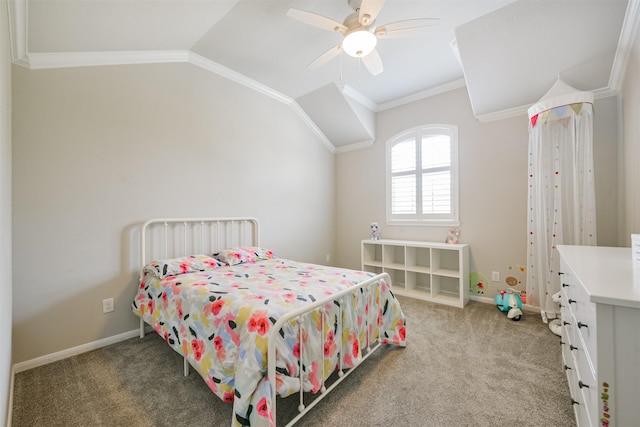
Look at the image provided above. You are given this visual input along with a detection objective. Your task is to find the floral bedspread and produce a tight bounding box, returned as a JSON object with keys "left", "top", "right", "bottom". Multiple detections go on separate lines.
{"left": 132, "top": 253, "right": 406, "bottom": 427}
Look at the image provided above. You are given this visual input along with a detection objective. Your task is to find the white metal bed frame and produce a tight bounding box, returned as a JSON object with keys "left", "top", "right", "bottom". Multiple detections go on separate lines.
{"left": 138, "top": 217, "right": 389, "bottom": 426}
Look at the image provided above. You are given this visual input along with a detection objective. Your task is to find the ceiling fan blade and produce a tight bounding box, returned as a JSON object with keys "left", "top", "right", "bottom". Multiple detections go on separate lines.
{"left": 287, "top": 8, "right": 347, "bottom": 33}
{"left": 375, "top": 18, "right": 440, "bottom": 39}
{"left": 308, "top": 44, "right": 343, "bottom": 70}
{"left": 358, "top": 0, "right": 385, "bottom": 26}
{"left": 362, "top": 49, "right": 383, "bottom": 75}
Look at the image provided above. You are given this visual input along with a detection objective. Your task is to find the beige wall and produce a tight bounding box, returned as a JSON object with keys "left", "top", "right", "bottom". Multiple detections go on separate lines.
{"left": 621, "top": 19, "right": 640, "bottom": 243}
{"left": 1, "top": 0, "right": 13, "bottom": 423}
{"left": 11, "top": 63, "right": 335, "bottom": 363}
{"left": 335, "top": 86, "right": 621, "bottom": 300}
{"left": 593, "top": 95, "right": 621, "bottom": 248}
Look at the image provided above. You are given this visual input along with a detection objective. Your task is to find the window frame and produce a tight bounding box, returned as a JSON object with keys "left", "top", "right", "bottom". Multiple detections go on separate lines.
{"left": 385, "top": 124, "right": 460, "bottom": 227}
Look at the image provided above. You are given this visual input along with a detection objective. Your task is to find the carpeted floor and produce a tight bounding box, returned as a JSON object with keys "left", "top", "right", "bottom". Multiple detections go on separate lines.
{"left": 12, "top": 296, "right": 576, "bottom": 426}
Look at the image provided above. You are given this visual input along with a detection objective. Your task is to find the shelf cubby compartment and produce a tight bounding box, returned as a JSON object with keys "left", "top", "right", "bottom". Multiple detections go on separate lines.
{"left": 385, "top": 267, "right": 406, "bottom": 292}
{"left": 431, "top": 248, "right": 460, "bottom": 277}
{"left": 362, "top": 242, "right": 383, "bottom": 267}
{"left": 406, "top": 271, "right": 431, "bottom": 294}
{"left": 383, "top": 244, "right": 405, "bottom": 270}
{"left": 432, "top": 275, "right": 461, "bottom": 305}
{"left": 406, "top": 246, "right": 431, "bottom": 273}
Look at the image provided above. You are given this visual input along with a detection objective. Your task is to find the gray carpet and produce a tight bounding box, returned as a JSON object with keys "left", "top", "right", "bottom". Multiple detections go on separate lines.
{"left": 12, "top": 297, "right": 576, "bottom": 427}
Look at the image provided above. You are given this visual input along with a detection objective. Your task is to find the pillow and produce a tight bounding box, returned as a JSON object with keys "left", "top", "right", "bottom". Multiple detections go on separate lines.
{"left": 143, "top": 254, "right": 225, "bottom": 279}
{"left": 213, "top": 246, "right": 274, "bottom": 266}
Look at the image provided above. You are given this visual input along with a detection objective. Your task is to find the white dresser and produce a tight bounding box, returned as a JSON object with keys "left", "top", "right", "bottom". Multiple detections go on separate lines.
{"left": 557, "top": 245, "right": 640, "bottom": 427}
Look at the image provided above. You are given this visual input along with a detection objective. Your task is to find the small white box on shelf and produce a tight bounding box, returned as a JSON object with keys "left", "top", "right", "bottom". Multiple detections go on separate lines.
{"left": 632, "top": 234, "right": 640, "bottom": 264}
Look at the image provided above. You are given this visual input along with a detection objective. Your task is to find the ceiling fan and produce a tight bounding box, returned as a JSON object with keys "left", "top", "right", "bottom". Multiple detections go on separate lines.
{"left": 287, "top": 0, "right": 440, "bottom": 76}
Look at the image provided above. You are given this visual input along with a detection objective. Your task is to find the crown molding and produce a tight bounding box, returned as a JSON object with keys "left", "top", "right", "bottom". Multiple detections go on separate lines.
{"left": 336, "top": 83, "right": 378, "bottom": 111}
{"left": 7, "top": 0, "right": 29, "bottom": 67}
{"left": 334, "top": 139, "right": 374, "bottom": 153}
{"left": 475, "top": 85, "right": 620, "bottom": 123}
{"left": 27, "top": 50, "right": 189, "bottom": 69}
{"left": 188, "top": 52, "right": 289, "bottom": 104}
{"left": 377, "top": 78, "right": 467, "bottom": 112}
{"left": 609, "top": 0, "right": 640, "bottom": 91}
{"left": 475, "top": 103, "right": 529, "bottom": 123}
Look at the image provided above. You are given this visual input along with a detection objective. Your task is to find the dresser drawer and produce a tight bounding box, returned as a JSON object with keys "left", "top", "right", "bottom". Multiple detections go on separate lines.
{"left": 569, "top": 282, "right": 598, "bottom": 374}
{"left": 562, "top": 342, "right": 577, "bottom": 396}
{"left": 563, "top": 340, "right": 596, "bottom": 427}
{"left": 559, "top": 269, "right": 573, "bottom": 301}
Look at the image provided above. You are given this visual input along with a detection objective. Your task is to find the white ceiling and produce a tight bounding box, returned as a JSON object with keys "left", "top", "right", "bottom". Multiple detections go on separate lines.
{"left": 8, "top": 0, "right": 638, "bottom": 150}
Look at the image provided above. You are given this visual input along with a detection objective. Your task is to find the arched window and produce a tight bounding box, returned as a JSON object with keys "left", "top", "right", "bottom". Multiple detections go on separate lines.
{"left": 386, "top": 124, "right": 459, "bottom": 225}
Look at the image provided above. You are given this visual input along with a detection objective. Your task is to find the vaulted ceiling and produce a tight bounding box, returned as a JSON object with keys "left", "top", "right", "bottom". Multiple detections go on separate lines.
{"left": 7, "top": 0, "right": 638, "bottom": 152}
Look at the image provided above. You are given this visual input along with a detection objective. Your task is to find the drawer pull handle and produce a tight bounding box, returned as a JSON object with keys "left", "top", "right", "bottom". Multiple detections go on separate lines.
{"left": 564, "top": 364, "right": 572, "bottom": 371}
{"left": 569, "top": 345, "right": 578, "bottom": 351}
{"left": 568, "top": 299, "right": 577, "bottom": 304}
{"left": 577, "top": 321, "right": 588, "bottom": 329}
{"left": 578, "top": 381, "right": 590, "bottom": 389}
{"left": 571, "top": 399, "right": 579, "bottom": 406}
{"left": 560, "top": 340, "right": 565, "bottom": 345}
{"left": 562, "top": 283, "right": 569, "bottom": 288}
{"left": 563, "top": 321, "right": 570, "bottom": 326}
{"left": 559, "top": 272, "right": 565, "bottom": 276}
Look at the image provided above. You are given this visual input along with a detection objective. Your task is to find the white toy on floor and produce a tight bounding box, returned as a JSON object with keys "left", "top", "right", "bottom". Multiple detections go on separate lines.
{"left": 548, "top": 291, "right": 562, "bottom": 336}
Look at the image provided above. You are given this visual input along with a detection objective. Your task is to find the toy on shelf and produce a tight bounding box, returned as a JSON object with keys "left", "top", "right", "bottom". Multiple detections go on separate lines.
{"left": 370, "top": 222, "right": 380, "bottom": 240}
{"left": 445, "top": 228, "right": 460, "bottom": 244}
{"left": 495, "top": 288, "right": 523, "bottom": 321}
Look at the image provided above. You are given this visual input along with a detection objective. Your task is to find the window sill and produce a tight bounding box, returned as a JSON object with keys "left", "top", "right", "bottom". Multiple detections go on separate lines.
{"left": 386, "top": 220, "right": 461, "bottom": 227}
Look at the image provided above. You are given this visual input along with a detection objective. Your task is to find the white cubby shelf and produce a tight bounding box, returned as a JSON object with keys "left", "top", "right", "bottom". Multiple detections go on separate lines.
{"left": 361, "top": 239, "right": 469, "bottom": 308}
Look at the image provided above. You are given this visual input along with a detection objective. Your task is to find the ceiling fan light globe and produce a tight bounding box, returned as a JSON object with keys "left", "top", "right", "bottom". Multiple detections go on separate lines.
{"left": 342, "top": 30, "right": 377, "bottom": 58}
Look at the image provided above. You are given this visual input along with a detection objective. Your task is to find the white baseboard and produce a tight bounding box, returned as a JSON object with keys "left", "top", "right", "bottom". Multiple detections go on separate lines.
{"left": 12, "top": 329, "right": 142, "bottom": 374}
{"left": 469, "top": 295, "right": 495, "bottom": 305}
{"left": 7, "top": 365, "right": 15, "bottom": 427}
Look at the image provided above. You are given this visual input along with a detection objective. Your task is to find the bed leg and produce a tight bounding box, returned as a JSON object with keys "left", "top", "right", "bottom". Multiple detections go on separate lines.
{"left": 139, "top": 319, "right": 145, "bottom": 338}
{"left": 183, "top": 357, "right": 189, "bottom": 376}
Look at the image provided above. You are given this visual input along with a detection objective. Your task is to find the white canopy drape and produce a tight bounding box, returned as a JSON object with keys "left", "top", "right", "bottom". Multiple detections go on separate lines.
{"left": 526, "top": 79, "right": 597, "bottom": 322}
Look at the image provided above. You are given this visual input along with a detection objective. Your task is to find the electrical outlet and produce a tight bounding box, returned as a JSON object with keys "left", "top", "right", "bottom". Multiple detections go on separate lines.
{"left": 102, "top": 297, "right": 114, "bottom": 313}
{"left": 325, "top": 254, "right": 331, "bottom": 263}
{"left": 491, "top": 271, "right": 500, "bottom": 282}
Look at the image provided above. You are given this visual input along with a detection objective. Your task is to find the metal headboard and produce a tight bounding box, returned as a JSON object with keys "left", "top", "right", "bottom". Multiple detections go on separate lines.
{"left": 140, "top": 217, "right": 259, "bottom": 280}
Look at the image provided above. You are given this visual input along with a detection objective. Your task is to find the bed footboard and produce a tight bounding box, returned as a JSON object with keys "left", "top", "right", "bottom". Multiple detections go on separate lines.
{"left": 267, "top": 272, "right": 391, "bottom": 426}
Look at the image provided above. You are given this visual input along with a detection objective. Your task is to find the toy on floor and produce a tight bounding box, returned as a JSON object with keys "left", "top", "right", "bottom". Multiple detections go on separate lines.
{"left": 548, "top": 291, "right": 562, "bottom": 336}
{"left": 495, "top": 288, "right": 523, "bottom": 321}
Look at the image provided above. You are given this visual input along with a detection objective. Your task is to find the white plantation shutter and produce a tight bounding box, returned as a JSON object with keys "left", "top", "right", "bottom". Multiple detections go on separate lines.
{"left": 422, "top": 170, "right": 450, "bottom": 213}
{"left": 387, "top": 125, "right": 459, "bottom": 225}
{"left": 391, "top": 138, "right": 417, "bottom": 214}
